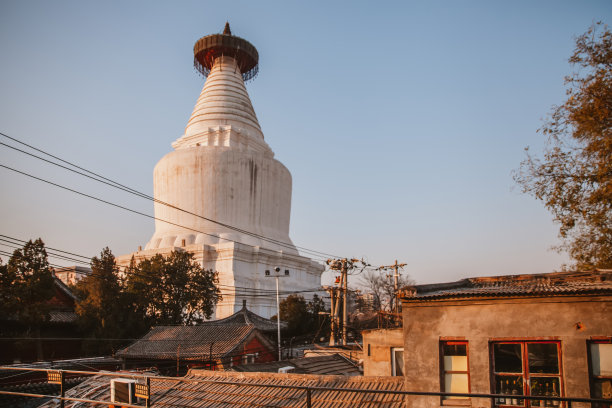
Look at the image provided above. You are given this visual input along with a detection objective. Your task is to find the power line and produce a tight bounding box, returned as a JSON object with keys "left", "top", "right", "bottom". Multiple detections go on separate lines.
{"left": 0, "top": 234, "right": 326, "bottom": 298}
{"left": 0, "top": 131, "right": 341, "bottom": 260}
{"left": 0, "top": 162, "right": 335, "bottom": 265}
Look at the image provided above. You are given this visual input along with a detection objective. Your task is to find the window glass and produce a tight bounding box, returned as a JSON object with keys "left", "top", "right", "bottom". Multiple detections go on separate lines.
{"left": 392, "top": 348, "right": 404, "bottom": 376}
{"left": 528, "top": 343, "right": 559, "bottom": 374}
{"left": 592, "top": 379, "right": 612, "bottom": 400}
{"left": 589, "top": 341, "right": 612, "bottom": 403}
{"left": 492, "top": 341, "right": 563, "bottom": 407}
{"left": 495, "top": 375, "right": 524, "bottom": 406}
{"left": 494, "top": 343, "right": 523, "bottom": 373}
{"left": 443, "top": 344, "right": 467, "bottom": 371}
{"left": 441, "top": 342, "right": 469, "bottom": 400}
{"left": 445, "top": 373, "right": 469, "bottom": 395}
{"left": 590, "top": 343, "right": 612, "bottom": 376}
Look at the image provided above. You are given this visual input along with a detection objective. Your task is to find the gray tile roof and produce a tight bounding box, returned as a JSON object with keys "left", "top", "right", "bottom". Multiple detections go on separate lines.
{"left": 230, "top": 354, "right": 361, "bottom": 376}
{"left": 38, "top": 370, "right": 406, "bottom": 407}
{"left": 115, "top": 324, "right": 257, "bottom": 360}
{"left": 214, "top": 304, "right": 287, "bottom": 332}
{"left": 48, "top": 311, "right": 77, "bottom": 323}
{"left": 402, "top": 270, "right": 612, "bottom": 301}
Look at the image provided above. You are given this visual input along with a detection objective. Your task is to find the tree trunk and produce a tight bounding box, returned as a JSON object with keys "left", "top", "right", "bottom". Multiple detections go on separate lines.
{"left": 35, "top": 326, "right": 44, "bottom": 361}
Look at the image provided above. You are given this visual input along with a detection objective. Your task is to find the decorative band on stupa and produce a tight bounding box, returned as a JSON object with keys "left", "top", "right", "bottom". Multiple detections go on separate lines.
{"left": 193, "top": 22, "right": 259, "bottom": 82}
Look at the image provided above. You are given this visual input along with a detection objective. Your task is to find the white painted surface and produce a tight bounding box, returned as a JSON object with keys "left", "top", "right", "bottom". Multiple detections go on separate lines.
{"left": 120, "top": 55, "right": 323, "bottom": 318}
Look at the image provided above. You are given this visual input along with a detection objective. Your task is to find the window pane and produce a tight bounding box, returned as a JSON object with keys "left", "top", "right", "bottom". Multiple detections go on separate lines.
{"left": 444, "top": 355, "right": 468, "bottom": 372}
{"left": 528, "top": 343, "right": 559, "bottom": 374}
{"left": 444, "top": 373, "right": 469, "bottom": 399}
{"left": 494, "top": 375, "right": 524, "bottom": 406}
{"left": 530, "top": 377, "right": 561, "bottom": 401}
{"left": 592, "top": 379, "right": 612, "bottom": 400}
{"left": 393, "top": 349, "right": 404, "bottom": 376}
{"left": 494, "top": 343, "right": 523, "bottom": 373}
{"left": 591, "top": 343, "right": 612, "bottom": 376}
{"left": 443, "top": 343, "right": 467, "bottom": 356}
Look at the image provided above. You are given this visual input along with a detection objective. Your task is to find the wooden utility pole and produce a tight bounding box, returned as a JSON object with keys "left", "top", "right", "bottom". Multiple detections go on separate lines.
{"left": 342, "top": 259, "right": 348, "bottom": 345}
{"left": 326, "top": 285, "right": 338, "bottom": 345}
{"left": 328, "top": 287, "right": 335, "bottom": 345}
{"left": 327, "top": 258, "right": 364, "bottom": 345}
{"left": 377, "top": 260, "right": 406, "bottom": 314}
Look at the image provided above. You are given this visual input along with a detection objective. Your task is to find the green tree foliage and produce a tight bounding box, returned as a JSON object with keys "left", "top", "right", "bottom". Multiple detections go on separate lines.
{"left": 74, "top": 248, "right": 129, "bottom": 342}
{"left": 279, "top": 294, "right": 329, "bottom": 337}
{"left": 515, "top": 23, "right": 612, "bottom": 269}
{"left": 2, "top": 239, "right": 55, "bottom": 327}
{"left": 124, "top": 251, "right": 221, "bottom": 325}
{"left": 0, "top": 239, "right": 55, "bottom": 360}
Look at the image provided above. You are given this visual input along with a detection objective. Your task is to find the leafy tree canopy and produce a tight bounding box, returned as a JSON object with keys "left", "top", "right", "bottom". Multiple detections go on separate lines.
{"left": 74, "top": 247, "right": 128, "bottom": 339}
{"left": 1, "top": 239, "right": 55, "bottom": 326}
{"left": 278, "top": 294, "right": 329, "bottom": 337}
{"left": 124, "top": 251, "right": 221, "bottom": 325}
{"left": 515, "top": 22, "right": 612, "bottom": 269}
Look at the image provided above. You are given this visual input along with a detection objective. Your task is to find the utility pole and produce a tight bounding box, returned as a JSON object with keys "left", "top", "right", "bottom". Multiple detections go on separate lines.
{"left": 326, "top": 285, "right": 339, "bottom": 346}
{"left": 342, "top": 259, "right": 348, "bottom": 345}
{"left": 377, "top": 260, "right": 407, "bottom": 315}
{"left": 327, "top": 258, "right": 364, "bottom": 346}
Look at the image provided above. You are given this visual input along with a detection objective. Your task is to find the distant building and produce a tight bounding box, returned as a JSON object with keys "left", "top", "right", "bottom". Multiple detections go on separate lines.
{"left": 116, "top": 324, "right": 276, "bottom": 375}
{"left": 230, "top": 354, "right": 361, "bottom": 376}
{"left": 0, "top": 277, "right": 79, "bottom": 363}
{"left": 115, "top": 304, "right": 281, "bottom": 375}
{"left": 52, "top": 266, "right": 90, "bottom": 286}
{"left": 361, "top": 328, "right": 403, "bottom": 377}
{"left": 399, "top": 270, "right": 612, "bottom": 407}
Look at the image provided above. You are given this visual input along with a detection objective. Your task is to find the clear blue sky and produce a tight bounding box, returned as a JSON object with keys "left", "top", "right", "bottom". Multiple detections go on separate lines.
{"left": 0, "top": 1, "right": 609, "bottom": 285}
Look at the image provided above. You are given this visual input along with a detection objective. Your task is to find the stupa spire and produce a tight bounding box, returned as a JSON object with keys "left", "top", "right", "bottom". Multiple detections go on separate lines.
{"left": 172, "top": 24, "right": 269, "bottom": 153}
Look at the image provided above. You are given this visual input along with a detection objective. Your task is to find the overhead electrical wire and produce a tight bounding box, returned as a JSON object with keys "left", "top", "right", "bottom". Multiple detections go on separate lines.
{"left": 0, "top": 234, "right": 327, "bottom": 298}
{"left": 0, "top": 131, "right": 341, "bottom": 260}
{"left": 0, "top": 161, "right": 337, "bottom": 266}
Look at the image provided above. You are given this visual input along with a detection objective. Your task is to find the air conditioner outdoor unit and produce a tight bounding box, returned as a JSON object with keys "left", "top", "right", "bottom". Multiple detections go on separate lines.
{"left": 111, "top": 378, "right": 136, "bottom": 404}
{"left": 278, "top": 366, "right": 295, "bottom": 373}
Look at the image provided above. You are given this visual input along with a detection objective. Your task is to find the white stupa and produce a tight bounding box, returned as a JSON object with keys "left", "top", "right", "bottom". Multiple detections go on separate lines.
{"left": 117, "top": 23, "right": 324, "bottom": 319}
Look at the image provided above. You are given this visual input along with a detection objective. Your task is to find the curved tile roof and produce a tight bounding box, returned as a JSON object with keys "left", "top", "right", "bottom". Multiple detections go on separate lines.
{"left": 116, "top": 324, "right": 255, "bottom": 360}
{"left": 402, "top": 270, "right": 612, "bottom": 301}
{"left": 214, "top": 303, "right": 287, "bottom": 332}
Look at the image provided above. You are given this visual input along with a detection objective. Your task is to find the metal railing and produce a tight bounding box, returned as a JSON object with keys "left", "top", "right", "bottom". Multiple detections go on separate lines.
{"left": 0, "top": 366, "right": 610, "bottom": 408}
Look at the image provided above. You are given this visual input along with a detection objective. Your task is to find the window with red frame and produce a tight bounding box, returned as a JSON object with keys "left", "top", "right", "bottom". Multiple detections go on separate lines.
{"left": 491, "top": 341, "right": 563, "bottom": 407}
{"left": 441, "top": 341, "right": 470, "bottom": 405}
{"left": 588, "top": 339, "right": 612, "bottom": 408}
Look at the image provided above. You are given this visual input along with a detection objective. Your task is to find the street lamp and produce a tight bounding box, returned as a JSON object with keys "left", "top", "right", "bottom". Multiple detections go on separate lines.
{"left": 265, "top": 266, "right": 289, "bottom": 361}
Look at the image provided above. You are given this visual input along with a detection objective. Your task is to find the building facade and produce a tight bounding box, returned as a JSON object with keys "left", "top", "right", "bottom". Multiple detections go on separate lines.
{"left": 400, "top": 270, "right": 611, "bottom": 408}
{"left": 362, "top": 328, "right": 403, "bottom": 377}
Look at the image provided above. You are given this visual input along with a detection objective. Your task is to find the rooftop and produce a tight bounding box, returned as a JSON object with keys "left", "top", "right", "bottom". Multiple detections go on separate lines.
{"left": 115, "top": 324, "right": 264, "bottom": 360}
{"left": 214, "top": 302, "right": 286, "bottom": 332}
{"left": 38, "top": 370, "right": 406, "bottom": 408}
{"left": 401, "top": 270, "right": 612, "bottom": 302}
{"left": 230, "top": 354, "right": 361, "bottom": 376}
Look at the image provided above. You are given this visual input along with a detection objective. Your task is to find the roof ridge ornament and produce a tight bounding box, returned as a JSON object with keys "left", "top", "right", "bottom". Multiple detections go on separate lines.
{"left": 223, "top": 22, "right": 232, "bottom": 35}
